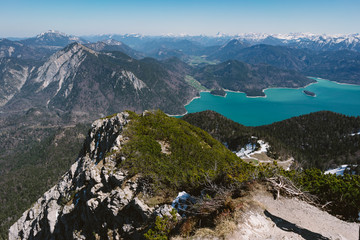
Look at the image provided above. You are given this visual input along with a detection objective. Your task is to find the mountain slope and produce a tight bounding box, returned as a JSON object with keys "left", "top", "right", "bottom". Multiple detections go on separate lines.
{"left": 208, "top": 39, "right": 250, "bottom": 61}
{"left": 0, "top": 39, "right": 53, "bottom": 60}
{"left": 1, "top": 43, "right": 198, "bottom": 118}
{"left": 21, "top": 30, "right": 88, "bottom": 48}
{"left": 182, "top": 110, "right": 360, "bottom": 170}
{"left": 210, "top": 44, "right": 310, "bottom": 71}
{"left": 85, "top": 39, "right": 145, "bottom": 59}
{"left": 256, "top": 111, "right": 360, "bottom": 169}
{"left": 209, "top": 43, "right": 360, "bottom": 84}
{"left": 193, "top": 60, "right": 312, "bottom": 96}
{"left": 0, "top": 58, "right": 39, "bottom": 106}
{"left": 304, "top": 49, "right": 360, "bottom": 83}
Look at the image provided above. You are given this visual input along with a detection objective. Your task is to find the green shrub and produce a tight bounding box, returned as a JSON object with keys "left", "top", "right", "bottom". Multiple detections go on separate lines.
{"left": 119, "top": 110, "right": 252, "bottom": 193}
{"left": 144, "top": 209, "right": 178, "bottom": 240}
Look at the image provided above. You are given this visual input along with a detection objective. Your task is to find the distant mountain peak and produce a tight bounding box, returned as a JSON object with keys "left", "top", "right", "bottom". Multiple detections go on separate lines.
{"left": 36, "top": 30, "right": 68, "bottom": 38}
{"left": 102, "top": 39, "right": 123, "bottom": 46}
{"left": 227, "top": 39, "right": 246, "bottom": 45}
{"left": 219, "top": 38, "right": 249, "bottom": 50}
{"left": 63, "top": 42, "right": 94, "bottom": 54}
{"left": 23, "top": 31, "right": 88, "bottom": 47}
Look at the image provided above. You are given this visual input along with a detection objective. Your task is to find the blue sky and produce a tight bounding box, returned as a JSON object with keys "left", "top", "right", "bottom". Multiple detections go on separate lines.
{"left": 0, "top": 0, "right": 359, "bottom": 37}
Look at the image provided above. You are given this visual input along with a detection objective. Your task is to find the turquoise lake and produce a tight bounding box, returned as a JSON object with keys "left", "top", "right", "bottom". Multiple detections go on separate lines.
{"left": 183, "top": 78, "right": 360, "bottom": 126}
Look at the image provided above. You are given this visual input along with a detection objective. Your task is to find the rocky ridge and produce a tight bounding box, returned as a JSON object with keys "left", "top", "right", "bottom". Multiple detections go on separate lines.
{"left": 9, "top": 112, "right": 178, "bottom": 240}
{"left": 8, "top": 111, "right": 360, "bottom": 240}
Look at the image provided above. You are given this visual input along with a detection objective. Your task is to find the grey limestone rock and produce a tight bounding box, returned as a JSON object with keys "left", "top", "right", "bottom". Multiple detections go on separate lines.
{"left": 9, "top": 112, "right": 167, "bottom": 240}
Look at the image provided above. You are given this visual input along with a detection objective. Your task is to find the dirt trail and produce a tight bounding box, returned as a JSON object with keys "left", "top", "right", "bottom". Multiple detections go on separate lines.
{"left": 229, "top": 187, "right": 359, "bottom": 240}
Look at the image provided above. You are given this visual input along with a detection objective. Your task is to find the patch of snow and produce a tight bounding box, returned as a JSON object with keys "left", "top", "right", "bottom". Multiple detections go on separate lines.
{"left": 235, "top": 140, "right": 268, "bottom": 158}
{"left": 253, "top": 140, "right": 268, "bottom": 154}
{"left": 350, "top": 131, "right": 360, "bottom": 136}
{"left": 103, "top": 39, "right": 123, "bottom": 46}
{"left": 324, "top": 165, "right": 349, "bottom": 176}
{"left": 235, "top": 32, "right": 269, "bottom": 41}
{"left": 171, "top": 191, "right": 195, "bottom": 215}
{"left": 37, "top": 30, "right": 63, "bottom": 38}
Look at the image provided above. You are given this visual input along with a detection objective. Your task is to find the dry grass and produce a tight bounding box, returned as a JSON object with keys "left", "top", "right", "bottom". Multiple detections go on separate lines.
{"left": 175, "top": 219, "right": 237, "bottom": 240}
{"left": 143, "top": 195, "right": 168, "bottom": 207}
{"left": 186, "top": 228, "right": 215, "bottom": 239}
{"left": 172, "top": 196, "right": 245, "bottom": 239}
{"left": 157, "top": 140, "right": 171, "bottom": 155}
{"left": 250, "top": 153, "right": 274, "bottom": 161}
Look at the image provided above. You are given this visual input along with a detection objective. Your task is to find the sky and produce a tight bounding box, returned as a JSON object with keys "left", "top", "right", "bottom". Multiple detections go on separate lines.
{"left": 0, "top": 0, "right": 359, "bottom": 37}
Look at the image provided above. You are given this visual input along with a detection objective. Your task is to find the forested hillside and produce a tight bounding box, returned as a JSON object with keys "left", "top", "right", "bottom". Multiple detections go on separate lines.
{"left": 0, "top": 118, "right": 89, "bottom": 239}
{"left": 256, "top": 111, "right": 360, "bottom": 169}
{"left": 182, "top": 110, "right": 360, "bottom": 170}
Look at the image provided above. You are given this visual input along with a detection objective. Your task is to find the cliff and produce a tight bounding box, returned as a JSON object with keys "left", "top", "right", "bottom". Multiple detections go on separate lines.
{"left": 9, "top": 112, "right": 179, "bottom": 239}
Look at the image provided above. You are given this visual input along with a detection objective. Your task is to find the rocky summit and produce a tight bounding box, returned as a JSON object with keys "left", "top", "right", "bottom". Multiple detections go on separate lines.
{"left": 9, "top": 112, "right": 178, "bottom": 239}
{"left": 7, "top": 109, "right": 248, "bottom": 240}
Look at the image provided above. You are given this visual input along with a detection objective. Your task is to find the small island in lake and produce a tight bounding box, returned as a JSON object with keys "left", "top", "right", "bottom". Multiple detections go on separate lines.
{"left": 210, "top": 89, "right": 226, "bottom": 97}
{"left": 303, "top": 90, "right": 316, "bottom": 97}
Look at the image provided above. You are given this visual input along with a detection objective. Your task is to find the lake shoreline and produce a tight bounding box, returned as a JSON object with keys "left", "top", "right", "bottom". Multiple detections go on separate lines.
{"left": 166, "top": 93, "right": 205, "bottom": 117}
{"left": 309, "top": 76, "right": 360, "bottom": 86}
{"left": 182, "top": 77, "right": 360, "bottom": 126}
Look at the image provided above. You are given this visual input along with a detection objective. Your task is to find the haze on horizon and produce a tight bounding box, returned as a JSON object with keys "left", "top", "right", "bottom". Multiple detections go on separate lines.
{"left": 0, "top": 0, "right": 359, "bottom": 38}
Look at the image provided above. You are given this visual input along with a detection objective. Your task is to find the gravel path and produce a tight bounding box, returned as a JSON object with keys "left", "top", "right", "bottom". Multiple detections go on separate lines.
{"left": 229, "top": 188, "right": 359, "bottom": 240}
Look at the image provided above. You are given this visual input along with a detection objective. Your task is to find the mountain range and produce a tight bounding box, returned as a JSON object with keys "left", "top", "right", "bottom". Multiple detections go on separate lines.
{"left": 1, "top": 30, "right": 324, "bottom": 119}
{"left": 209, "top": 42, "right": 360, "bottom": 84}
{"left": 79, "top": 31, "right": 360, "bottom": 84}
{"left": 0, "top": 42, "right": 197, "bottom": 119}
{"left": 1, "top": 30, "right": 360, "bottom": 239}
{"left": 80, "top": 32, "right": 360, "bottom": 52}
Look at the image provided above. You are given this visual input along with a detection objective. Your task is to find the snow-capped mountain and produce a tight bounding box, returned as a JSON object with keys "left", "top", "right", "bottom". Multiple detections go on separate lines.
{"left": 21, "top": 30, "right": 89, "bottom": 48}
{"left": 234, "top": 33, "right": 360, "bottom": 51}
{"left": 82, "top": 32, "right": 360, "bottom": 51}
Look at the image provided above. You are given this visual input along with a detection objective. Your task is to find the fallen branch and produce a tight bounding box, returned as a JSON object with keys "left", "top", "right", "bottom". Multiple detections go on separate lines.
{"left": 266, "top": 175, "right": 318, "bottom": 205}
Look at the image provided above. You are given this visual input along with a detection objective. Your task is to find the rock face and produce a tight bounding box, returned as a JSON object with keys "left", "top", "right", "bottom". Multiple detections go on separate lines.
{"left": 1, "top": 42, "right": 197, "bottom": 118}
{"left": 0, "top": 58, "right": 31, "bottom": 106}
{"left": 9, "top": 112, "right": 176, "bottom": 240}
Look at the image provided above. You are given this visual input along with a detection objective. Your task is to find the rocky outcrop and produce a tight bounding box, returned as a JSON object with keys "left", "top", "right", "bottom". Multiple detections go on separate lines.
{"left": 0, "top": 58, "right": 31, "bottom": 106}
{"left": 9, "top": 112, "right": 177, "bottom": 240}
{"left": 33, "top": 43, "right": 88, "bottom": 94}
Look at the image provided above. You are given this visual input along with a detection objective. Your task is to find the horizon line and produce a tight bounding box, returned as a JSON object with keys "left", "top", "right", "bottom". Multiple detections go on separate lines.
{"left": 2, "top": 30, "right": 360, "bottom": 39}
